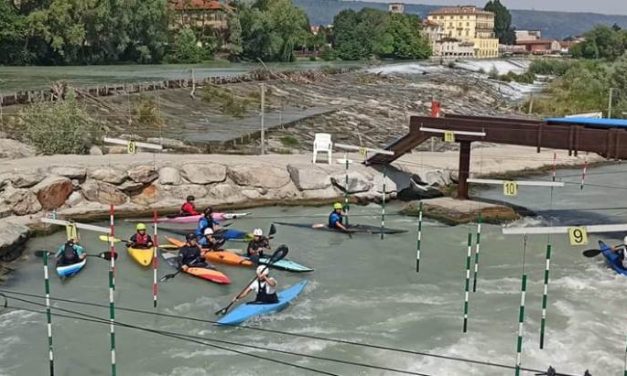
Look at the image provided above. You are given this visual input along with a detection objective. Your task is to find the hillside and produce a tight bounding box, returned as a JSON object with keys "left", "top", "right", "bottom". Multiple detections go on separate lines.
{"left": 295, "top": 0, "right": 627, "bottom": 39}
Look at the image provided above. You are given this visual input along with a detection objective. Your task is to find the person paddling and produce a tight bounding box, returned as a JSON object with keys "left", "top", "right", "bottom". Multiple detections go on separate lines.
{"left": 247, "top": 228, "right": 270, "bottom": 263}
{"left": 177, "top": 233, "right": 210, "bottom": 271}
{"left": 195, "top": 207, "right": 220, "bottom": 240}
{"left": 199, "top": 228, "right": 225, "bottom": 251}
{"left": 55, "top": 239, "right": 86, "bottom": 266}
{"left": 129, "top": 223, "right": 154, "bottom": 249}
{"left": 328, "top": 202, "right": 349, "bottom": 232}
{"left": 612, "top": 236, "right": 627, "bottom": 268}
{"left": 236, "top": 265, "right": 278, "bottom": 304}
{"left": 180, "top": 195, "right": 199, "bottom": 216}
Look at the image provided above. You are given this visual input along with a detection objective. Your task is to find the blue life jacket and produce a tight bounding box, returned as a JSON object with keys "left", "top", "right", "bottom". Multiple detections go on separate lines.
{"left": 328, "top": 211, "right": 343, "bottom": 228}
{"left": 195, "top": 217, "right": 218, "bottom": 238}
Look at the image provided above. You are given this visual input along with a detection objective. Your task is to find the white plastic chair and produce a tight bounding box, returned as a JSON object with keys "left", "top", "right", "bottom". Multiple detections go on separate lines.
{"left": 312, "top": 133, "right": 332, "bottom": 164}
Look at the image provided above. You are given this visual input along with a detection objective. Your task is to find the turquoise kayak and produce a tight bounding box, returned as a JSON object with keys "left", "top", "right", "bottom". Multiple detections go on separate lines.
{"left": 599, "top": 240, "right": 627, "bottom": 276}
{"left": 56, "top": 259, "right": 87, "bottom": 278}
{"left": 253, "top": 256, "right": 314, "bottom": 273}
{"left": 217, "top": 280, "right": 309, "bottom": 326}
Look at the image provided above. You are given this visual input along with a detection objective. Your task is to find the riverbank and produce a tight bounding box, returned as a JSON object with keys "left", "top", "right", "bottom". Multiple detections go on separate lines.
{"left": 0, "top": 145, "right": 602, "bottom": 273}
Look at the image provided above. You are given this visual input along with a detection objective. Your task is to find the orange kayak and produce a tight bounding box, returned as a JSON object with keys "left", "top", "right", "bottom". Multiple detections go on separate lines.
{"left": 165, "top": 237, "right": 253, "bottom": 267}
{"left": 160, "top": 250, "right": 230, "bottom": 285}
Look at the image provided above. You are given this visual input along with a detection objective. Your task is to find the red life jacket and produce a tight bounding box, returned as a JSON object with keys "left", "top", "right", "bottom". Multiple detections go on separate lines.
{"left": 180, "top": 202, "right": 199, "bottom": 216}
{"left": 133, "top": 232, "right": 150, "bottom": 246}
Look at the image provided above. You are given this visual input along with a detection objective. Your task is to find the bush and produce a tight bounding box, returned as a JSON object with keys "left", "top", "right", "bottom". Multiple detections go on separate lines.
{"left": 529, "top": 59, "right": 575, "bottom": 76}
{"left": 22, "top": 90, "right": 102, "bottom": 155}
{"left": 320, "top": 45, "right": 337, "bottom": 61}
{"left": 133, "top": 96, "right": 164, "bottom": 127}
{"left": 488, "top": 66, "right": 500, "bottom": 79}
{"left": 280, "top": 135, "right": 299, "bottom": 147}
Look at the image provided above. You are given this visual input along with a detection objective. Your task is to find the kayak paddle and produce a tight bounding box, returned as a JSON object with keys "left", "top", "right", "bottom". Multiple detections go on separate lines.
{"left": 583, "top": 249, "right": 602, "bottom": 257}
{"left": 34, "top": 250, "right": 118, "bottom": 261}
{"left": 215, "top": 245, "right": 289, "bottom": 316}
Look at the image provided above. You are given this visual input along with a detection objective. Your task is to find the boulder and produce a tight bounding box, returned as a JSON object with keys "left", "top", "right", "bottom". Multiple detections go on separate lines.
{"left": 130, "top": 184, "right": 159, "bottom": 206}
{"left": 50, "top": 166, "right": 87, "bottom": 180}
{"left": 206, "top": 183, "right": 246, "bottom": 204}
{"left": 181, "top": 163, "right": 227, "bottom": 184}
{"left": 117, "top": 180, "right": 147, "bottom": 194}
{"left": 89, "top": 167, "right": 127, "bottom": 185}
{"left": 330, "top": 171, "right": 373, "bottom": 193}
{"left": 128, "top": 165, "right": 158, "bottom": 184}
{"left": 0, "top": 220, "right": 30, "bottom": 262}
{"left": 228, "top": 164, "right": 291, "bottom": 189}
{"left": 1, "top": 172, "right": 42, "bottom": 188}
{"left": 32, "top": 176, "right": 73, "bottom": 210}
{"left": 158, "top": 167, "right": 182, "bottom": 186}
{"left": 2, "top": 186, "right": 42, "bottom": 215}
{"left": 0, "top": 204, "right": 11, "bottom": 219}
{"left": 0, "top": 139, "right": 36, "bottom": 159}
{"left": 81, "top": 180, "right": 128, "bottom": 205}
{"left": 159, "top": 184, "right": 207, "bottom": 200}
{"left": 147, "top": 137, "right": 187, "bottom": 149}
{"left": 89, "top": 145, "right": 103, "bottom": 155}
{"left": 287, "top": 164, "right": 332, "bottom": 191}
{"left": 301, "top": 186, "right": 341, "bottom": 200}
{"left": 65, "top": 191, "right": 84, "bottom": 207}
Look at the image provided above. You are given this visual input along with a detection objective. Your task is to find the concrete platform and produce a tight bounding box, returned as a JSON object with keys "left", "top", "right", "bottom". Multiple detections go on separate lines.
{"left": 401, "top": 197, "right": 520, "bottom": 225}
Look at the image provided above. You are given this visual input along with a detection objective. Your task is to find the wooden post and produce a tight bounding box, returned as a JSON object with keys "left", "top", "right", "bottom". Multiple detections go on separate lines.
{"left": 457, "top": 141, "right": 471, "bottom": 200}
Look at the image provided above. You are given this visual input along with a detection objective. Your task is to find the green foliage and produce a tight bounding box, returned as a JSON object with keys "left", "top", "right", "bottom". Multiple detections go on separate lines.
{"left": 201, "top": 85, "right": 251, "bottom": 118}
{"left": 498, "top": 71, "right": 536, "bottom": 84}
{"left": 570, "top": 25, "right": 627, "bottom": 60}
{"left": 319, "top": 45, "right": 337, "bottom": 61}
{"left": 332, "top": 8, "right": 430, "bottom": 60}
{"left": 133, "top": 96, "right": 164, "bottom": 127}
{"left": 168, "top": 27, "right": 207, "bottom": 64}
{"left": 22, "top": 91, "right": 102, "bottom": 155}
{"left": 484, "top": 0, "right": 515, "bottom": 44}
{"left": 0, "top": 0, "right": 30, "bottom": 64}
{"left": 227, "top": 13, "right": 244, "bottom": 60}
{"left": 529, "top": 59, "right": 575, "bottom": 76}
{"left": 279, "top": 135, "right": 299, "bottom": 147}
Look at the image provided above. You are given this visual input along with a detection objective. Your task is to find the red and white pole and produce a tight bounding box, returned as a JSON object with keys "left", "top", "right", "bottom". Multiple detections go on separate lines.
{"left": 152, "top": 209, "right": 159, "bottom": 308}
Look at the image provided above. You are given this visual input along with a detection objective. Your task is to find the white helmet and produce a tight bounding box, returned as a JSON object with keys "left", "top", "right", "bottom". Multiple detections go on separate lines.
{"left": 204, "top": 228, "right": 214, "bottom": 236}
{"left": 623, "top": 236, "right": 627, "bottom": 245}
{"left": 256, "top": 265, "right": 269, "bottom": 276}
{"left": 253, "top": 228, "right": 263, "bottom": 236}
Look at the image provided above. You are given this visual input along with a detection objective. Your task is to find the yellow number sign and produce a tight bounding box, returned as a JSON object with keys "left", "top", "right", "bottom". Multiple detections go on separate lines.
{"left": 503, "top": 181, "right": 518, "bottom": 196}
{"left": 444, "top": 131, "right": 455, "bottom": 143}
{"left": 568, "top": 227, "right": 588, "bottom": 246}
{"left": 359, "top": 147, "right": 367, "bottom": 157}
{"left": 66, "top": 224, "right": 78, "bottom": 241}
{"left": 127, "top": 141, "right": 137, "bottom": 154}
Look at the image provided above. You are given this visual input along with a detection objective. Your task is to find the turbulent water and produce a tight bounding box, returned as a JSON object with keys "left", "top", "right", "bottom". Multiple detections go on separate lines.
{"left": 1, "top": 164, "right": 626, "bottom": 376}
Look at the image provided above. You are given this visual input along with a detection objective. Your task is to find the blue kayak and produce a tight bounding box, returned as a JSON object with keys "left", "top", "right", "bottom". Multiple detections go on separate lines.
{"left": 599, "top": 241, "right": 627, "bottom": 276}
{"left": 56, "top": 259, "right": 87, "bottom": 278}
{"left": 217, "top": 280, "right": 309, "bottom": 326}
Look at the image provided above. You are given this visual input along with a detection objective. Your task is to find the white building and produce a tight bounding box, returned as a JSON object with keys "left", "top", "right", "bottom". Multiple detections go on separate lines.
{"left": 388, "top": 3, "right": 405, "bottom": 14}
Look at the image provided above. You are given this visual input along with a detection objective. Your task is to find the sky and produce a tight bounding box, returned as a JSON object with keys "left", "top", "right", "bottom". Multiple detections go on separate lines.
{"left": 361, "top": 0, "right": 627, "bottom": 15}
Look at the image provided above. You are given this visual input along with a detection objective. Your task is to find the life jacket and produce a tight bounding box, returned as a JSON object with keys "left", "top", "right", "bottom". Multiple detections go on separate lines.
{"left": 178, "top": 245, "right": 201, "bottom": 266}
{"left": 328, "top": 211, "right": 343, "bottom": 228}
{"left": 180, "top": 202, "right": 198, "bottom": 216}
{"left": 247, "top": 238, "right": 269, "bottom": 256}
{"left": 195, "top": 217, "right": 217, "bottom": 238}
{"left": 63, "top": 244, "right": 78, "bottom": 262}
{"left": 133, "top": 232, "right": 150, "bottom": 246}
{"left": 255, "top": 280, "right": 278, "bottom": 304}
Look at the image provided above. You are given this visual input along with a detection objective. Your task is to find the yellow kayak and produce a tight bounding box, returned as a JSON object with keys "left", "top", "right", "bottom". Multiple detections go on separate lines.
{"left": 128, "top": 247, "right": 154, "bottom": 267}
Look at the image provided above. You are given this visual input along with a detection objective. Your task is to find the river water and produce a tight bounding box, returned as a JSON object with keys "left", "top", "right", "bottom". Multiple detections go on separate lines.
{"left": 1, "top": 164, "right": 626, "bottom": 376}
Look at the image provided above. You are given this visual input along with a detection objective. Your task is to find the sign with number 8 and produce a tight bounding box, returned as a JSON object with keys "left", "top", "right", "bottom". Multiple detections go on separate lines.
{"left": 127, "top": 141, "right": 137, "bottom": 154}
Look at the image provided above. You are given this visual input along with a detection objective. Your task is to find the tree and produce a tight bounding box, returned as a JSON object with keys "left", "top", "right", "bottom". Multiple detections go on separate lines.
{"left": 484, "top": 0, "right": 515, "bottom": 44}
{"left": 0, "top": 0, "right": 29, "bottom": 64}
{"left": 171, "top": 27, "right": 206, "bottom": 63}
{"left": 571, "top": 25, "right": 625, "bottom": 60}
{"left": 227, "top": 13, "right": 243, "bottom": 59}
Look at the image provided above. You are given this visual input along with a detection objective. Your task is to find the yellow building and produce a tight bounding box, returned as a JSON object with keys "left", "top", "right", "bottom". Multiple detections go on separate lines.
{"left": 427, "top": 6, "right": 499, "bottom": 58}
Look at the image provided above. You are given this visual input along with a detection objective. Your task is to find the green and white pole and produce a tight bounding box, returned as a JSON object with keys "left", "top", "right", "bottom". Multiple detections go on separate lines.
{"left": 623, "top": 333, "right": 626, "bottom": 376}
{"left": 462, "top": 232, "right": 472, "bottom": 333}
{"left": 344, "top": 152, "right": 350, "bottom": 226}
{"left": 515, "top": 274, "right": 527, "bottom": 376}
{"left": 380, "top": 166, "right": 387, "bottom": 240}
{"left": 108, "top": 205, "right": 117, "bottom": 376}
{"left": 472, "top": 216, "right": 482, "bottom": 292}
{"left": 416, "top": 201, "right": 423, "bottom": 273}
{"left": 539, "top": 244, "right": 552, "bottom": 349}
{"left": 42, "top": 251, "right": 55, "bottom": 376}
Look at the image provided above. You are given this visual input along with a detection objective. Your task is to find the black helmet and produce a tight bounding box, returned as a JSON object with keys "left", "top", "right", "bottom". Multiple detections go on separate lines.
{"left": 187, "top": 195, "right": 195, "bottom": 202}
{"left": 204, "top": 207, "right": 213, "bottom": 216}
{"left": 185, "top": 233, "right": 196, "bottom": 241}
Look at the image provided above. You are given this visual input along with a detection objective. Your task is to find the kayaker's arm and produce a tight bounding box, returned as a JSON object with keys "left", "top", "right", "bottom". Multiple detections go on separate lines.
{"left": 260, "top": 275, "right": 277, "bottom": 288}
{"left": 236, "top": 286, "right": 253, "bottom": 300}
{"left": 335, "top": 222, "right": 349, "bottom": 232}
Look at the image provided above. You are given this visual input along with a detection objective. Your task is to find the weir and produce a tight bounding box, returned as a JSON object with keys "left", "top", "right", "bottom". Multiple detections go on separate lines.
{"left": 366, "top": 115, "right": 627, "bottom": 199}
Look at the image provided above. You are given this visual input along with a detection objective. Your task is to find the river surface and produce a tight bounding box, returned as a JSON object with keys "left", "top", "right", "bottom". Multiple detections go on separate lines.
{"left": 1, "top": 164, "right": 626, "bottom": 376}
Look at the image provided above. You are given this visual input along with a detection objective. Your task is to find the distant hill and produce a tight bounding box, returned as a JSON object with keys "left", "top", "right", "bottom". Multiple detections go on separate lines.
{"left": 295, "top": 0, "right": 627, "bottom": 39}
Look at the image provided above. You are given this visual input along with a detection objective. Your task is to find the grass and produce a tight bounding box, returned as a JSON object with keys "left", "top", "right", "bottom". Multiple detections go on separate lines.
{"left": 279, "top": 135, "right": 299, "bottom": 148}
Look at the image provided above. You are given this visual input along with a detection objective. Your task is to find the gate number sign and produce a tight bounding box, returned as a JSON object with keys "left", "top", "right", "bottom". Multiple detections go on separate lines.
{"left": 503, "top": 181, "right": 518, "bottom": 196}
{"left": 568, "top": 227, "right": 588, "bottom": 246}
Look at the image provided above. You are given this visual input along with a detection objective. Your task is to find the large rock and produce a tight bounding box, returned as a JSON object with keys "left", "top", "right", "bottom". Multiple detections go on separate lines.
{"left": 0, "top": 172, "right": 42, "bottom": 188}
{"left": 228, "top": 164, "right": 291, "bottom": 189}
{"left": 117, "top": 180, "right": 146, "bottom": 194}
{"left": 0, "top": 139, "right": 36, "bottom": 159}
{"left": 206, "top": 183, "right": 246, "bottom": 204}
{"left": 89, "top": 167, "right": 127, "bottom": 185}
{"left": 1, "top": 185, "right": 42, "bottom": 215}
{"left": 65, "top": 191, "right": 84, "bottom": 207}
{"left": 181, "top": 163, "right": 227, "bottom": 184}
{"left": 81, "top": 180, "right": 128, "bottom": 205}
{"left": 128, "top": 165, "right": 158, "bottom": 184}
{"left": 0, "top": 220, "right": 30, "bottom": 262}
{"left": 130, "top": 184, "right": 159, "bottom": 205}
{"left": 32, "top": 176, "right": 73, "bottom": 210}
{"left": 330, "top": 171, "right": 373, "bottom": 193}
{"left": 50, "top": 166, "right": 87, "bottom": 180}
{"left": 89, "top": 145, "right": 103, "bottom": 156}
{"left": 159, "top": 184, "right": 207, "bottom": 200}
{"left": 287, "top": 164, "right": 332, "bottom": 191}
{"left": 158, "top": 167, "right": 182, "bottom": 186}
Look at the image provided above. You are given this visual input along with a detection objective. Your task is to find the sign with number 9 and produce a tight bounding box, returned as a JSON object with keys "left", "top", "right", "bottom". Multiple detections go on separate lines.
{"left": 568, "top": 227, "right": 588, "bottom": 246}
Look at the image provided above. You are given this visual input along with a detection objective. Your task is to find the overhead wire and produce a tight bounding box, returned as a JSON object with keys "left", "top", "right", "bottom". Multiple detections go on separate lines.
{"left": 0, "top": 289, "right": 582, "bottom": 376}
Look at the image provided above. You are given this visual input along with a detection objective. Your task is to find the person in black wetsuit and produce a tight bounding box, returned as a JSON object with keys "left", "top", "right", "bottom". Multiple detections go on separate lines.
{"left": 177, "top": 233, "right": 209, "bottom": 270}
{"left": 246, "top": 228, "right": 270, "bottom": 264}
{"left": 236, "top": 265, "right": 278, "bottom": 304}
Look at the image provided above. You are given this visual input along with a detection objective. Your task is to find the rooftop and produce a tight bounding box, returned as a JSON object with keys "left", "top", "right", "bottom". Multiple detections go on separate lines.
{"left": 170, "top": 0, "right": 233, "bottom": 11}
{"left": 515, "top": 39, "right": 557, "bottom": 45}
{"left": 429, "top": 6, "right": 494, "bottom": 16}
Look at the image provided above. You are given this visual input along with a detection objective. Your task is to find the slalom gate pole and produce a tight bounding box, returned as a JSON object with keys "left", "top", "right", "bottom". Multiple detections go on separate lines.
{"left": 108, "top": 205, "right": 117, "bottom": 376}
{"left": 152, "top": 210, "right": 159, "bottom": 308}
{"left": 416, "top": 201, "right": 423, "bottom": 273}
{"left": 42, "top": 251, "right": 55, "bottom": 376}
{"left": 472, "top": 215, "right": 482, "bottom": 292}
{"left": 462, "top": 232, "right": 472, "bottom": 333}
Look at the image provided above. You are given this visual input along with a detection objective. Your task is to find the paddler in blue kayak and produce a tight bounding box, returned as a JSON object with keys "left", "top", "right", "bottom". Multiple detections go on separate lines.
{"left": 195, "top": 207, "right": 220, "bottom": 240}
{"left": 612, "top": 236, "right": 627, "bottom": 268}
{"left": 246, "top": 228, "right": 270, "bottom": 264}
{"left": 328, "top": 202, "right": 349, "bottom": 232}
{"left": 236, "top": 265, "right": 279, "bottom": 304}
{"left": 55, "top": 239, "right": 86, "bottom": 266}
{"left": 199, "top": 228, "right": 225, "bottom": 251}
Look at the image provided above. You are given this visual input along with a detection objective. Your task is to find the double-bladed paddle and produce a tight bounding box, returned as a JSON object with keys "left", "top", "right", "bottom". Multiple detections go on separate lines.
{"left": 34, "top": 250, "right": 118, "bottom": 261}
{"left": 215, "top": 245, "right": 289, "bottom": 316}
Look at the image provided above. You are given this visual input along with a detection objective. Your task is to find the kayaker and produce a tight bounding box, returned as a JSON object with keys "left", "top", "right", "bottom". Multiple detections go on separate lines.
{"left": 128, "top": 223, "right": 154, "bottom": 249}
{"left": 177, "top": 233, "right": 209, "bottom": 271}
{"left": 247, "top": 228, "right": 270, "bottom": 263}
{"left": 612, "top": 236, "right": 627, "bottom": 268}
{"left": 179, "top": 195, "right": 199, "bottom": 216}
{"left": 328, "top": 202, "right": 349, "bottom": 232}
{"left": 55, "top": 239, "right": 86, "bottom": 266}
{"left": 199, "top": 228, "right": 225, "bottom": 251}
{"left": 195, "top": 207, "right": 220, "bottom": 240}
{"left": 237, "top": 265, "right": 279, "bottom": 304}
